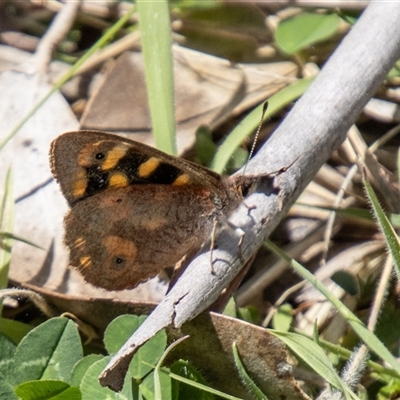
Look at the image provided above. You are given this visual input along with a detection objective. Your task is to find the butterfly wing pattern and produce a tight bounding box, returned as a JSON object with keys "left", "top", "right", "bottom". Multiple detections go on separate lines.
{"left": 50, "top": 131, "right": 242, "bottom": 290}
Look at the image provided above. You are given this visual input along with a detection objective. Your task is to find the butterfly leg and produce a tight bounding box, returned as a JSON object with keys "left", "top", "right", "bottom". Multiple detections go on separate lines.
{"left": 209, "top": 216, "right": 246, "bottom": 276}
{"left": 236, "top": 226, "right": 245, "bottom": 262}
{"left": 224, "top": 218, "right": 245, "bottom": 264}
{"left": 209, "top": 216, "right": 218, "bottom": 275}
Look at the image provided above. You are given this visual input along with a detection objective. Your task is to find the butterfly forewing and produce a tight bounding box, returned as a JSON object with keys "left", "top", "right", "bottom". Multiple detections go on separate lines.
{"left": 50, "top": 131, "right": 228, "bottom": 206}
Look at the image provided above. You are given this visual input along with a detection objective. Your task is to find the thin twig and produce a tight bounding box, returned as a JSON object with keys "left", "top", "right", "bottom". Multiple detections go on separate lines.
{"left": 33, "top": 1, "right": 81, "bottom": 75}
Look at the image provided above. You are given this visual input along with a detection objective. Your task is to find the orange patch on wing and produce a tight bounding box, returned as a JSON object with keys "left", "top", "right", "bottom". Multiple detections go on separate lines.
{"left": 102, "top": 144, "right": 129, "bottom": 170}
{"left": 173, "top": 174, "right": 190, "bottom": 186}
{"left": 79, "top": 256, "right": 92, "bottom": 268}
{"left": 103, "top": 236, "right": 137, "bottom": 259}
{"left": 109, "top": 172, "right": 129, "bottom": 187}
{"left": 78, "top": 143, "right": 99, "bottom": 167}
{"left": 73, "top": 170, "right": 87, "bottom": 198}
{"left": 144, "top": 218, "right": 167, "bottom": 231}
{"left": 74, "top": 237, "right": 86, "bottom": 248}
{"left": 138, "top": 157, "right": 160, "bottom": 178}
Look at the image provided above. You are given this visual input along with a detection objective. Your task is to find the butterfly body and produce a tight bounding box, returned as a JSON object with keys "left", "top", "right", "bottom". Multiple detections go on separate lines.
{"left": 50, "top": 131, "right": 242, "bottom": 290}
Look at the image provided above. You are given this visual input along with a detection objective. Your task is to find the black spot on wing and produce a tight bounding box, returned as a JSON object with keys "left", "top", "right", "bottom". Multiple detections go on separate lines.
{"left": 144, "top": 162, "right": 182, "bottom": 184}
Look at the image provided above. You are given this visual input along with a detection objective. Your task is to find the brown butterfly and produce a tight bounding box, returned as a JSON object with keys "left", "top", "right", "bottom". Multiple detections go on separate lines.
{"left": 50, "top": 131, "right": 250, "bottom": 291}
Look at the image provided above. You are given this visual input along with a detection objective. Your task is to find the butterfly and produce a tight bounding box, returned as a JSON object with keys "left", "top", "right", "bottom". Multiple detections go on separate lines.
{"left": 50, "top": 131, "right": 250, "bottom": 291}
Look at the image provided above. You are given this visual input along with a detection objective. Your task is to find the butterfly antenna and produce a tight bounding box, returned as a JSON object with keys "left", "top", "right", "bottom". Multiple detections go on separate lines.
{"left": 243, "top": 101, "right": 269, "bottom": 175}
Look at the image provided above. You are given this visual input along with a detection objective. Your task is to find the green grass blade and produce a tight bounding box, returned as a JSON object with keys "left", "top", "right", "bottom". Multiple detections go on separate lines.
{"left": 297, "top": 331, "right": 400, "bottom": 380}
{"left": 145, "top": 336, "right": 242, "bottom": 399}
{"left": 153, "top": 334, "right": 185, "bottom": 400}
{"left": 160, "top": 368, "right": 242, "bottom": 400}
{"left": 265, "top": 239, "right": 400, "bottom": 377}
{"left": 0, "top": 170, "right": 14, "bottom": 317}
{"left": 363, "top": 177, "right": 400, "bottom": 282}
{"left": 398, "top": 149, "right": 400, "bottom": 188}
{"left": 137, "top": 0, "right": 176, "bottom": 155}
{"left": 211, "top": 77, "right": 313, "bottom": 174}
{"left": 232, "top": 342, "right": 269, "bottom": 400}
{"left": 0, "top": 169, "right": 14, "bottom": 292}
{"left": 0, "top": 232, "right": 43, "bottom": 250}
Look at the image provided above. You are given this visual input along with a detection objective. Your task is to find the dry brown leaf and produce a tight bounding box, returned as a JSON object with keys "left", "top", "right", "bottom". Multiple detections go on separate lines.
{"left": 81, "top": 46, "right": 297, "bottom": 152}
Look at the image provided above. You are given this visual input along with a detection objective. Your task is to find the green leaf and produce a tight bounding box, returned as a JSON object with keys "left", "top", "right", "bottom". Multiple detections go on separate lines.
{"left": 137, "top": 0, "right": 176, "bottom": 155}
{"left": 223, "top": 299, "right": 260, "bottom": 324}
{"left": 338, "top": 11, "right": 358, "bottom": 26}
{"left": 104, "top": 315, "right": 167, "bottom": 380}
{"left": 140, "top": 370, "right": 172, "bottom": 400}
{"left": 152, "top": 336, "right": 189, "bottom": 400}
{"left": 0, "top": 318, "right": 33, "bottom": 345}
{"left": 270, "top": 331, "right": 356, "bottom": 399}
{"left": 375, "top": 302, "right": 400, "bottom": 353}
{"left": 104, "top": 314, "right": 145, "bottom": 355}
{"left": 222, "top": 297, "right": 237, "bottom": 318}
{"left": 15, "top": 380, "right": 81, "bottom": 400}
{"left": 129, "top": 330, "right": 167, "bottom": 381}
{"left": 195, "top": 126, "right": 217, "bottom": 167}
{"left": 272, "top": 304, "right": 293, "bottom": 332}
{"left": 236, "top": 306, "right": 260, "bottom": 325}
{"left": 211, "top": 77, "right": 313, "bottom": 174}
{"left": 226, "top": 147, "right": 248, "bottom": 173}
{"left": 12, "top": 317, "right": 83, "bottom": 385}
{"left": 0, "top": 376, "right": 18, "bottom": 400}
{"left": 331, "top": 271, "right": 359, "bottom": 296}
{"left": 275, "top": 12, "right": 341, "bottom": 55}
{"left": 0, "top": 332, "right": 16, "bottom": 380}
{"left": 170, "top": 360, "right": 214, "bottom": 400}
{"left": 80, "top": 357, "right": 132, "bottom": 400}
{"left": 70, "top": 355, "right": 103, "bottom": 387}
{"left": 378, "top": 376, "right": 400, "bottom": 398}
